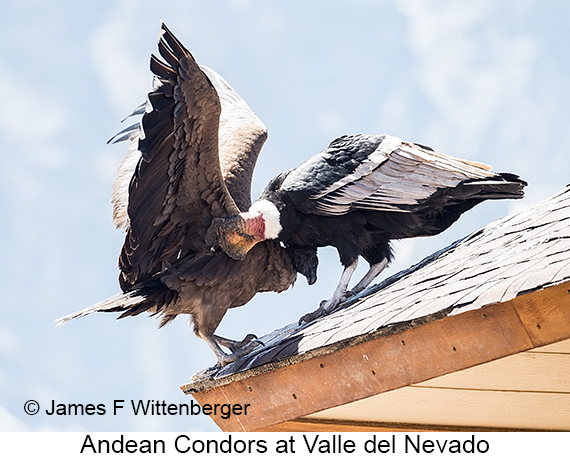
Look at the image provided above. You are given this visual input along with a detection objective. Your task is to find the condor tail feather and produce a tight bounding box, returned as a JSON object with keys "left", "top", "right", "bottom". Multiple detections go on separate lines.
{"left": 461, "top": 173, "right": 527, "bottom": 200}
{"left": 56, "top": 279, "right": 173, "bottom": 326}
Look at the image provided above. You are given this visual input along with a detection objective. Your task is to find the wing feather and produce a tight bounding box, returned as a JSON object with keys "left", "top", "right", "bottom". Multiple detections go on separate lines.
{"left": 114, "top": 21, "right": 240, "bottom": 290}
{"left": 200, "top": 66, "right": 268, "bottom": 211}
{"left": 300, "top": 135, "right": 499, "bottom": 216}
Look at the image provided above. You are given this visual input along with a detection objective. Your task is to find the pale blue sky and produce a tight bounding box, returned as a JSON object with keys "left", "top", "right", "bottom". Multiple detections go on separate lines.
{"left": 1, "top": 0, "right": 568, "bottom": 431}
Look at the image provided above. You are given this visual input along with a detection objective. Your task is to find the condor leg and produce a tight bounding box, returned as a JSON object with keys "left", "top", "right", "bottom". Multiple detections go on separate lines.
{"left": 299, "top": 259, "right": 358, "bottom": 324}
{"left": 350, "top": 258, "right": 388, "bottom": 295}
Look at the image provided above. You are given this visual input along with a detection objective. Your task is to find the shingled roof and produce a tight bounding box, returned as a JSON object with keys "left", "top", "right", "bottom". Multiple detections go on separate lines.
{"left": 182, "top": 186, "right": 570, "bottom": 431}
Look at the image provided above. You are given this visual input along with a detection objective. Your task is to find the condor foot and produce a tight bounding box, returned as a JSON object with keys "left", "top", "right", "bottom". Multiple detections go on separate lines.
{"left": 212, "top": 333, "right": 265, "bottom": 367}
{"left": 299, "top": 290, "right": 354, "bottom": 324}
{"left": 212, "top": 333, "right": 261, "bottom": 352}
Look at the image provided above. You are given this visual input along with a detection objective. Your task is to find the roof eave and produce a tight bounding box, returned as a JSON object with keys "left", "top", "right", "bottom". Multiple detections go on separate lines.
{"left": 183, "top": 280, "right": 570, "bottom": 432}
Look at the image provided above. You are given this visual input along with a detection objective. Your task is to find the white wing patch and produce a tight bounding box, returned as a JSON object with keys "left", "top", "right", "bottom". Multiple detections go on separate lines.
{"left": 200, "top": 65, "right": 267, "bottom": 211}
{"left": 312, "top": 135, "right": 496, "bottom": 215}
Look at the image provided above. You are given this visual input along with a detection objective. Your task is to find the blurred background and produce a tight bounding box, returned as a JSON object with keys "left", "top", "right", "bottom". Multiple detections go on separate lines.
{"left": 1, "top": 0, "right": 568, "bottom": 432}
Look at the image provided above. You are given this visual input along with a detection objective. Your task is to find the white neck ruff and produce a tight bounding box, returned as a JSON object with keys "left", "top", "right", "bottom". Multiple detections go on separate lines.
{"left": 248, "top": 200, "right": 282, "bottom": 239}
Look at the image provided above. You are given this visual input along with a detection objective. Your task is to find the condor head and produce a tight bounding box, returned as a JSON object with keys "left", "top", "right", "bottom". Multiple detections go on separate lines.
{"left": 205, "top": 200, "right": 282, "bottom": 261}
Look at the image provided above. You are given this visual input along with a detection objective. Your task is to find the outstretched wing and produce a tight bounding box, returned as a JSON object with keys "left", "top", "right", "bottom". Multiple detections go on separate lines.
{"left": 113, "top": 22, "right": 240, "bottom": 290}
{"left": 200, "top": 66, "right": 268, "bottom": 212}
{"left": 280, "top": 134, "right": 524, "bottom": 216}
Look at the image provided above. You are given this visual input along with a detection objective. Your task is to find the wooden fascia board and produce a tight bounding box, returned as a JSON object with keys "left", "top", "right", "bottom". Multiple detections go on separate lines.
{"left": 257, "top": 418, "right": 542, "bottom": 433}
{"left": 188, "top": 281, "right": 570, "bottom": 432}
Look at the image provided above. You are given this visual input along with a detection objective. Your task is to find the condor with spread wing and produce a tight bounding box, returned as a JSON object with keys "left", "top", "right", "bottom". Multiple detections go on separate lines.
{"left": 57, "top": 22, "right": 297, "bottom": 366}
{"left": 209, "top": 134, "right": 526, "bottom": 323}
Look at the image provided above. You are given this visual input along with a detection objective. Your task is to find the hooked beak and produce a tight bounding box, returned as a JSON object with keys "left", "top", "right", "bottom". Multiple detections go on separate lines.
{"left": 221, "top": 231, "right": 259, "bottom": 261}
{"left": 306, "top": 270, "right": 318, "bottom": 285}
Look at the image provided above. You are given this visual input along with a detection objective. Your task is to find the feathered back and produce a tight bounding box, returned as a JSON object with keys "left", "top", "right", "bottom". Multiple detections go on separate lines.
{"left": 278, "top": 134, "right": 524, "bottom": 216}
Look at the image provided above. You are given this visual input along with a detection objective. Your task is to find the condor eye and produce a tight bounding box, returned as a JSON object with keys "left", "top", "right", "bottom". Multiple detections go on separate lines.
{"left": 211, "top": 245, "right": 222, "bottom": 254}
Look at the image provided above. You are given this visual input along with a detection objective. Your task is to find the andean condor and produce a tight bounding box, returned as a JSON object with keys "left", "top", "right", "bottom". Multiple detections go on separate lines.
{"left": 207, "top": 134, "right": 526, "bottom": 323}
{"left": 57, "top": 22, "right": 298, "bottom": 367}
